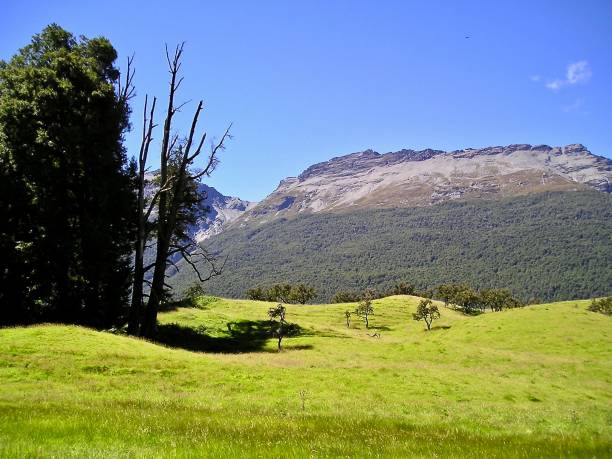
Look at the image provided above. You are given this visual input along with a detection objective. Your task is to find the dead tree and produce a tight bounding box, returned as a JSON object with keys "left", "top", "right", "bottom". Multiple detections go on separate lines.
{"left": 128, "top": 44, "right": 230, "bottom": 338}
{"left": 127, "top": 95, "right": 157, "bottom": 335}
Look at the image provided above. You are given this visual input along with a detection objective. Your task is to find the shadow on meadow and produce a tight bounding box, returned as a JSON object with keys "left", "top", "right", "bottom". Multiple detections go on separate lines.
{"left": 155, "top": 320, "right": 310, "bottom": 353}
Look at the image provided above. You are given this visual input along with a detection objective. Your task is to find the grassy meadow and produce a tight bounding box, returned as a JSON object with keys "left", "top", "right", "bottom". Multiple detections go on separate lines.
{"left": 0, "top": 296, "right": 610, "bottom": 457}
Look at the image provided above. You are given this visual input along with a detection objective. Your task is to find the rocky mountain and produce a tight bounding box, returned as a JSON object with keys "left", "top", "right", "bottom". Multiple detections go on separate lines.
{"left": 237, "top": 144, "right": 611, "bottom": 224}
{"left": 190, "top": 183, "right": 256, "bottom": 241}
{"left": 144, "top": 173, "right": 255, "bottom": 242}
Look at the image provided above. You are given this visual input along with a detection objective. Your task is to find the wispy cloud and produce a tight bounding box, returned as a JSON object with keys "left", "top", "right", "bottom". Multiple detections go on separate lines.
{"left": 562, "top": 98, "right": 588, "bottom": 115}
{"left": 562, "top": 98, "right": 582, "bottom": 113}
{"left": 545, "top": 61, "right": 592, "bottom": 91}
{"left": 530, "top": 75, "right": 541, "bottom": 82}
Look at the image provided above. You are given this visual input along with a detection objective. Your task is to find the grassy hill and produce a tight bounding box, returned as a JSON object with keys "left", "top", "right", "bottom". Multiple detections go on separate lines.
{"left": 170, "top": 191, "right": 612, "bottom": 302}
{"left": 0, "top": 296, "right": 610, "bottom": 457}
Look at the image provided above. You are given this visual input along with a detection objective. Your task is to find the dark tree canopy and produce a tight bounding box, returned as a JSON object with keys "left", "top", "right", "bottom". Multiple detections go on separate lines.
{"left": 0, "top": 24, "right": 135, "bottom": 327}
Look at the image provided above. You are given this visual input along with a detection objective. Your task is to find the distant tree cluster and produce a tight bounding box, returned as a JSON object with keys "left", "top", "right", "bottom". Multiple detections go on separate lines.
{"left": 436, "top": 283, "right": 522, "bottom": 314}
{"left": 587, "top": 297, "right": 612, "bottom": 316}
{"left": 331, "top": 283, "right": 425, "bottom": 304}
{"left": 246, "top": 283, "right": 317, "bottom": 304}
{"left": 331, "top": 291, "right": 363, "bottom": 304}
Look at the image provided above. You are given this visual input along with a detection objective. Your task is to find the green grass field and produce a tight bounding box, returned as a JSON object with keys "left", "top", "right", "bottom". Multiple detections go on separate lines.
{"left": 0, "top": 296, "right": 610, "bottom": 458}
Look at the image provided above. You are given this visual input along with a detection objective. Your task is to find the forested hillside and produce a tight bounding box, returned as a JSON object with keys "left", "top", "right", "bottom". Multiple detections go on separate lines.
{"left": 170, "top": 191, "right": 612, "bottom": 302}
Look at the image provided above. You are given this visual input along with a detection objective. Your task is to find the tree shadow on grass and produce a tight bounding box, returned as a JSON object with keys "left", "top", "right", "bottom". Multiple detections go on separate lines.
{"left": 155, "top": 320, "right": 308, "bottom": 353}
{"left": 428, "top": 325, "right": 452, "bottom": 331}
{"left": 368, "top": 325, "right": 392, "bottom": 331}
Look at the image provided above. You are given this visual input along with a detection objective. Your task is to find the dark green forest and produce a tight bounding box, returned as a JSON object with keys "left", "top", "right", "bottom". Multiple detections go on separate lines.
{"left": 170, "top": 191, "right": 612, "bottom": 302}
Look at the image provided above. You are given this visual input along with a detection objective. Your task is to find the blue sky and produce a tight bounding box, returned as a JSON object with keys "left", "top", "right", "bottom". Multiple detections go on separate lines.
{"left": 2, "top": 0, "right": 611, "bottom": 200}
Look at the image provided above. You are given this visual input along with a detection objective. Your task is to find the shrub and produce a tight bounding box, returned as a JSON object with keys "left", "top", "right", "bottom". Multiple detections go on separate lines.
{"left": 587, "top": 297, "right": 612, "bottom": 316}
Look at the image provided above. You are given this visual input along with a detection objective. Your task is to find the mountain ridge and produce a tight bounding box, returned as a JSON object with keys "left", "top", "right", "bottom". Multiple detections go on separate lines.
{"left": 236, "top": 143, "right": 611, "bottom": 225}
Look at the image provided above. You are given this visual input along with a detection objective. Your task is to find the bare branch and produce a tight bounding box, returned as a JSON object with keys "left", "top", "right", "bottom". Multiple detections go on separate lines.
{"left": 192, "top": 123, "right": 232, "bottom": 180}
{"left": 171, "top": 98, "right": 190, "bottom": 115}
{"left": 143, "top": 262, "right": 156, "bottom": 273}
{"left": 118, "top": 54, "right": 136, "bottom": 103}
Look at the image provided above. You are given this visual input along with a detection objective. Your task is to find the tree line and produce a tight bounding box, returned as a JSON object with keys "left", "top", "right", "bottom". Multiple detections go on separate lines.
{"left": 246, "top": 283, "right": 317, "bottom": 304}
{"left": 0, "top": 25, "right": 228, "bottom": 337}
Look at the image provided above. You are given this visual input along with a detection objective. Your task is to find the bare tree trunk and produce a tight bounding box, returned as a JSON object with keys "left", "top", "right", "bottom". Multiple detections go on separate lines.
{"left": 140, "top": 45, "right": 181, "bottom": 338}
{"left": 128, "top": 96, "right": 156, "bottom": 335}
{"left": 139, "top": 44, "right": 229, "bottom": 338}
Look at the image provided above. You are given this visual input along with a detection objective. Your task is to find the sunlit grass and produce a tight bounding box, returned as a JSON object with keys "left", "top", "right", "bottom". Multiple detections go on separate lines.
{"left": 0, "top": 296, "right": 610, "bottom": 457}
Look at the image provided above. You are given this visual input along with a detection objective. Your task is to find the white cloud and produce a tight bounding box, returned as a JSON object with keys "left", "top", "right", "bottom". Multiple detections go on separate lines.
{"left": 530, "top": 74, "right": 541, "bottom": 82}
{"left": 546, "top": 79, "right": 563, "bottom": 90}
{"left": 566, "top": 61, "right": 592, "bottom": 84}
{"left": 545, "top": 60, "right": 592, "bottom": 91}
{"left": 562, "top": 98, "right": 583, "bottom": 113}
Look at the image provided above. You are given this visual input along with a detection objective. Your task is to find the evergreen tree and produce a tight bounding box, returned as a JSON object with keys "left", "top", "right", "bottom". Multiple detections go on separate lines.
{"left": 0, "top": 25, "right": 135, "bottom": 327}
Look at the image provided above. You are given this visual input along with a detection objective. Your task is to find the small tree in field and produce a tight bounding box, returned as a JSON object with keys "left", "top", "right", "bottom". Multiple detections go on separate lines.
{"left": 354, "top": 290, "right": 374, "bottom": 328}
{"left": 344, "top": 310, "right": 351, "bottom": 328}
{"left": 268, "top": 304, "right": 289, "bottom": 352}
{"left": 412, "top": 299, "right": 440, "bottom": 331}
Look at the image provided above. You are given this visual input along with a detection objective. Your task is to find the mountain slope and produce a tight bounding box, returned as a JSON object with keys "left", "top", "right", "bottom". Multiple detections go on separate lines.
{"left": 172, "top": 191, "right": 612, "bottom": 302}
{"left": 238, "top": 144, "right": 611, "bottom": 223}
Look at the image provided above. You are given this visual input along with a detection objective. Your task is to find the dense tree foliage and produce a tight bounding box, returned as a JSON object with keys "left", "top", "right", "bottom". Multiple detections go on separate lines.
{"left": 435, "top": 284, "right": 522, "bottom": 314}
{"left": 0, "top": 25, "right": 135, "bottom": 327}
{"left": 170, "top": 191, "right": 612, "bottom": 303}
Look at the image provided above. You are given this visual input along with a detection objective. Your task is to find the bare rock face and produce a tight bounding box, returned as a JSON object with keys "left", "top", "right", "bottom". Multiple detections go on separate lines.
{"left": 191, "top": 184, "right": 257, "bottom": 242}
{"left": 237, "top": 144, "right": 611, "bottom": 223}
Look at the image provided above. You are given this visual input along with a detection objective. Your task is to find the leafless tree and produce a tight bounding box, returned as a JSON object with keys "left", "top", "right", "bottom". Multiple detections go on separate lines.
{"left": 127, "top": 44, "right": 231, "bottom": 337}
